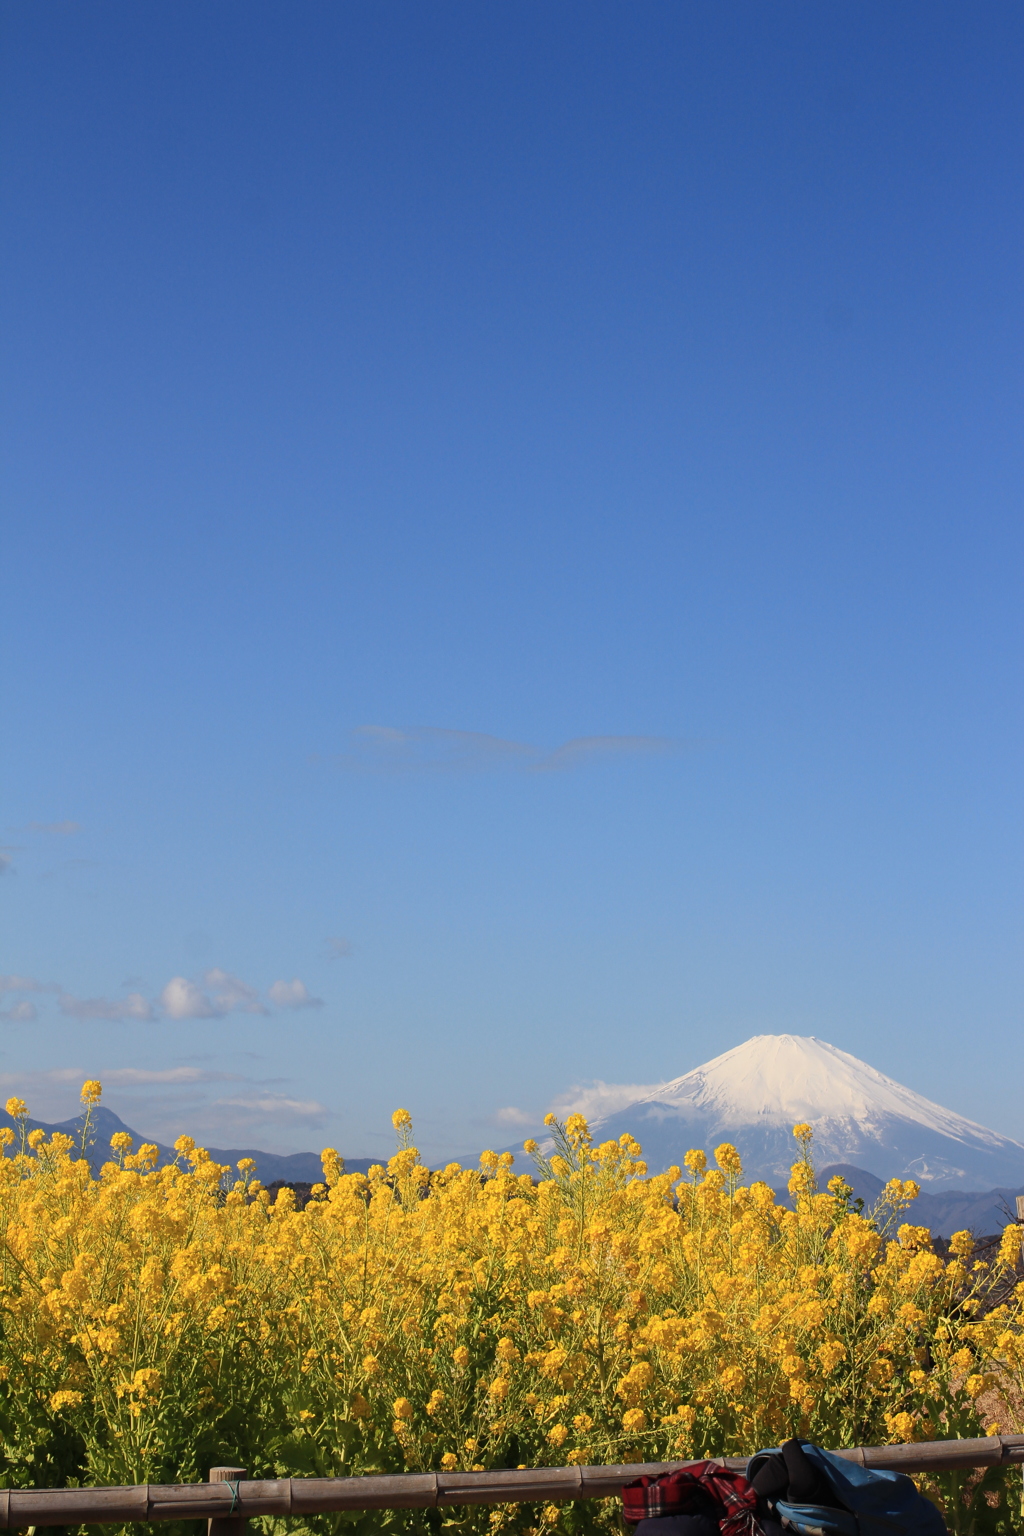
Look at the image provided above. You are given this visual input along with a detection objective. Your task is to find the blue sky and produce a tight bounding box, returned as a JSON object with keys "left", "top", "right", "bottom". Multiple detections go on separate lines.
{"left": 1, "top": 2, "right": 1021, "bottom": 1164}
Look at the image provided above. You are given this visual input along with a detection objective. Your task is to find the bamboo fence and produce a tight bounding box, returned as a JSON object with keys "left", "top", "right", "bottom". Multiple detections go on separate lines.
{"left": 1, "top": 1434, "right": 1023, "bottom": 1527}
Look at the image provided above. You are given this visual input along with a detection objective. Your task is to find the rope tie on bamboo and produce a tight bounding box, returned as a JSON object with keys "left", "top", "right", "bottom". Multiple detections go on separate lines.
{"left": 226, "top": 1481, "right": 241, "bottom": 1515}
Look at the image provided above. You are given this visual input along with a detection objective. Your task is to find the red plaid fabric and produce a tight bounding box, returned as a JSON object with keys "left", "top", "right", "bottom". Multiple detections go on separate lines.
{"left": 622, "top": 1463, "right": 761, "bottom": 1536}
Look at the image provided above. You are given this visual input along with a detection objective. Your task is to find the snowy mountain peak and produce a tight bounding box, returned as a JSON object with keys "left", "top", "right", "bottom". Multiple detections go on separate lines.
{"left": 631, "top": 1034, "right": 1000, "bottom": 1142}
{"left": 585, "top": 1034, "right": 1024, "bottom": 1192}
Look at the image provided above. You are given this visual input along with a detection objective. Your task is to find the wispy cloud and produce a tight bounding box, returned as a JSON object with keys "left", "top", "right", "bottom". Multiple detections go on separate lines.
{"left": 547, "top": 1079, "right": 666, "bottom": 1123}
{"left": 8, "top": 1066, "right": 238, "bottom": 1087}
{"left": 0, "top": 1001, "right": 37, "bottom": 1022}
{"left": 0, "top": 975, "right": 48, "bottom": 994}
{"left": 201, "top": 1092, "right": 330, "bottom": 1141}
{"left": 59, "top": 992, "right": 155, "bottom": 1022}
{"left": 100, "top": 1067, "right": 239, "bottom": 1086}
{"left": 336, "top": 725, "right": 686, "bottom": 775}
{"left": 29, "top": 821, "right": 81, "bottom": 836}
{"left": 215, "top": 1094, "right": 326, "bottom": 1118}
{"left": 494, "top": 1105, "right": 534, "bottom": 1126}
{"left": 532, "top": 736, "right": 678, "bottom": 772}
{"left": 205, "top": 969, "right": 268, "bottom": 1015}
{"left": 327, "top": 936, "right": 352, "bottom": 959}
{"left": 268, "top": 979, "right": 323, "bottom": 1009}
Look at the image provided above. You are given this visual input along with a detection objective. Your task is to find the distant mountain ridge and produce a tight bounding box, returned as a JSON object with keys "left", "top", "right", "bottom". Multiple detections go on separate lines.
{"left": 580, "top": 1034, "right": 1024, "bottom": 1193}
{"left": 813, "top": 1163, "right": 1021, "bottom": 1241}
{"left": 11, "top": 1036, "right": 1024, "bottom": 1239}
{"left": 0, "top": 1105, "right": 374, "bottom": 1184}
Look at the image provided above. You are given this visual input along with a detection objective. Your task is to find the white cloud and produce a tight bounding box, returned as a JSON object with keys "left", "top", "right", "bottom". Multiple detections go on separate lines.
{"left": 29, "top": 821, "right": 81, "bottom": 835}
{"left": 0, "top": 975, "right": 45, "bottom": 994}
{"left": 159, "top": 977, "right": 221, "bottom": 1019}
{"left": 494, "top": 1106, "right": 534, "bottom": 1126}
{"left": 0, "top": 1001, "right": 37, "bottom": 1022}
{"left": 161, "top": 969, "right": 317, "bottom": 1018}
{"left": 204, "top": 969, "right": 268, "bottom": 1015}
{"left": 268, "top": 978, "right": 323, "bottom": 1009}
{"left": 547, "top": 1079, "right": 666, "bottom": 1124}
{"left": 59, "top": 992, "right": 155, "bottom": 1022}
{"left": 0, "top": 856, "right": 12, "bottom": 875}
{"left": 327, "top": 936, "right": 352, "bottom": 958}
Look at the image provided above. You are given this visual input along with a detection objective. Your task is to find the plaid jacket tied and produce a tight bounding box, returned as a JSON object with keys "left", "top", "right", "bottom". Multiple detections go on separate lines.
{"left": 622, "top": 1463, "right": 761, "bottom": 1536}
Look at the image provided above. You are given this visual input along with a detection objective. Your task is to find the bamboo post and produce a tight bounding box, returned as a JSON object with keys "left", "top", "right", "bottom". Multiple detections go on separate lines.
{"left": 208, "top": 1466, "right": 247, "bottom": 1536}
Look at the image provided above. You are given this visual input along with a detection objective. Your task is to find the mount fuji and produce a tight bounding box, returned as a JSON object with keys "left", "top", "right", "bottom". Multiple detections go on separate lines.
{"left": 576, "top": 1035, "right": 1024, "bottom": 1193}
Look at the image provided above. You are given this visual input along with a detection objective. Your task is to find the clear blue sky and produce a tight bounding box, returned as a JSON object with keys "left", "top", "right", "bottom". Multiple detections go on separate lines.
{"left": 2, "top": 2, "right": 1021, "bottom": 1164}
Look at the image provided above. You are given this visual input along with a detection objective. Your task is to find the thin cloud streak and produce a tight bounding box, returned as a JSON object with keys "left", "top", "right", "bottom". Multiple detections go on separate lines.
{"left": 59, "top": 992, "right": 155, "bottom": 1022}
{"left": 336, "top": 725, "right": 687, "bottom": 775}
{"left": 100, "top": 1067, "right": 240, "bottom": 1086}
{"left": 530, "top": 735, "right": 681, "bottom": 772}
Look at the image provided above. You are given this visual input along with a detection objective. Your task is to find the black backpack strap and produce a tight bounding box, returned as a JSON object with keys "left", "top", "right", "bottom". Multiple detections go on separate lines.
{"left": 781, "top": 1442, "right": 846, "bottom": 1512}
{"left": 749, "top": 1454, "right": 788, "bottom": 1502}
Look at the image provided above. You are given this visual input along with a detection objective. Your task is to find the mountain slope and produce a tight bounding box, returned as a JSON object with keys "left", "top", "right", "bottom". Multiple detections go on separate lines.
{"left": 584, "top": 1035, "right": 1024, "bottom": 1192}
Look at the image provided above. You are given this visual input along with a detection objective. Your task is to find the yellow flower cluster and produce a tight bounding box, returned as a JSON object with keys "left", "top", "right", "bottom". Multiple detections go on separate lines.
{"left": 0, "top": 1083, "right": 1020, "bottom": 1536}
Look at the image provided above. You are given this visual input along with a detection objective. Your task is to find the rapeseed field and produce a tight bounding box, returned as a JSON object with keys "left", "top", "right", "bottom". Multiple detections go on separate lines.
{"left": 1, "top": 1083, "right": 1022, "bottom": 1536}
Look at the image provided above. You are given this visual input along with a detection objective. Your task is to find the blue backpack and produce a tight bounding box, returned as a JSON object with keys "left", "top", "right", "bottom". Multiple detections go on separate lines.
{"left": 746, "top": 1441, "right": 947, "bottom": 1536}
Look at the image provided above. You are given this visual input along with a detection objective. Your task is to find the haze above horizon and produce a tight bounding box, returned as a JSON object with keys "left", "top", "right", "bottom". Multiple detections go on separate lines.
{"left": 2, "top": 3, "right": 1021, "bottom": 1163}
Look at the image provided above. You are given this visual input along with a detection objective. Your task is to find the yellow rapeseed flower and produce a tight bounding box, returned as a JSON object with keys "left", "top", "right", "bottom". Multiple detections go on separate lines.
{"left": 714, "top": 1143, "right": 743, "bottom": 1178}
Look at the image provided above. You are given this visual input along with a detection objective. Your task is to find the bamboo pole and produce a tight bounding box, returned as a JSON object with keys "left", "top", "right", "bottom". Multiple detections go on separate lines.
{"left": 207, "top": 1465, "right": 247, "bottom": 1536}
{"left": 2, "top": 1435, "right": 1024, "bottom": 1527}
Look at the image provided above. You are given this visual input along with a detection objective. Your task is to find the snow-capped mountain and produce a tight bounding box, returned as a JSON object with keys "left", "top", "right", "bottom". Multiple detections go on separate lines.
{"left": 581, "top": 1035, "right": 1024, "bottom": 1192}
